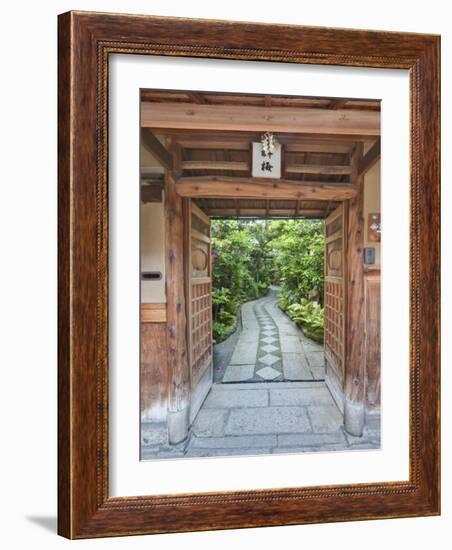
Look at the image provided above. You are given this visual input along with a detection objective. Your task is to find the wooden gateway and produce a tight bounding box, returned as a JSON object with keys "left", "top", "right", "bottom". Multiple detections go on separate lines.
{"left": 140, "top": 90, "right": 381, "bottom": 443}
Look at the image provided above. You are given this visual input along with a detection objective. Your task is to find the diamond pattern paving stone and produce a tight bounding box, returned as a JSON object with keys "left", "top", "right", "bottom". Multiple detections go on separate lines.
{"left": 262, "top": 329, "right": 276, "bottom": 335}
{"left": 261, "top": 344, "right": 278, "bottom": 353}
{"left": 261, "top": 336, "right": 277, "bottom": 344}
{"left": 258, "top": 353, "right": 280, "bottom": 366}
{"left": 256, "top": 366, "right": 281, "bottom": 380}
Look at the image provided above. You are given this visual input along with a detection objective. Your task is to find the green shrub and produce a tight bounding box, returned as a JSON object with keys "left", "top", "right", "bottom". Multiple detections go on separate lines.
{"left": 284, "top": 299, "right": 324, "bottom": 343}
{"left": 211, "top": 219, "right": 325, "bottom": 343}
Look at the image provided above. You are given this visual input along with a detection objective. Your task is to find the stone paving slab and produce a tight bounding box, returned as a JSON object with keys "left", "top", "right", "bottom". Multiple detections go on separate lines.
{"left": 141, "top": 422, "right": 168, "bottom": 446}
{"left": 271, "top": 444, "right": 351, "bottom": 454}
{"left": 185, "top": 447, "right": 273, "bottom": 458}
{"left": 307, "top": 405, "right": 343, "bottom": 432}
{"left": 225, "top": 406, "right": 312, "bottom": 435}
{"left": 238, "top": 331, "right": 260, "bottom": 342}
{"left": 191, "top": 434, "right": 277, "bottom": 449}
{"left": 191, "top": 409, "right": 229, "bottom": 437}
{"left": 212, "top": 381, "right": 324, "bottom": 390}
{"left": 280, "top": 336, "right": 304, "bottom": 353}
{"left": 230, "top": 344, "right": 258, "bottom": 365}
{"left": 277, "top": 431, "right": 347, "bottom": 447}
{"left": 311, "top": 366, "right": 326, "bottom": 380}
{"left": 303, "top": 341, "right": 324, "bottom": 352}
{"left": 270, "top": 387, "right": 334, "bottom": 407}
{"left": 141, "top": 381, "right": 380, "bottom": 459}
{"left": 203, "top": 387, "right": 268, "bottom": 408}
{"left": 281, "top": 352, "right": 313, "bottom": 380}
{"left": 222, "top": 364, "right": 255, "bottom": 382}
{"left": 305, "top": 351, "right": 325, "bottom": 368}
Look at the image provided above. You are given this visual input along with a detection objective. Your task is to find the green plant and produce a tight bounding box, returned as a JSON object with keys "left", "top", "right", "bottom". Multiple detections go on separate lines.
{"left": 284, "top": 299, "right": 324, "bottom": 343}
{"left": 210, "top": 219, "right": 325, "bottom": 343}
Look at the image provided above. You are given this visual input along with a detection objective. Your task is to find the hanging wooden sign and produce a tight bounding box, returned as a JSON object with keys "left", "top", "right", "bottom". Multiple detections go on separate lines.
{"left": 251, "top": 141, "right": 282, "bottom": 178}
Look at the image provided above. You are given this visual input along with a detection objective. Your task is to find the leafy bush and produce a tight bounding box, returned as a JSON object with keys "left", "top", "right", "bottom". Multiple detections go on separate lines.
{"left": 211, "top": 219, "right": 325, "bottom": 343}
{"left": 284, "top": 299, "right": 324, "bottom": 343}
{"left": 211, "top": 221, "right": 273, "bottom": 341}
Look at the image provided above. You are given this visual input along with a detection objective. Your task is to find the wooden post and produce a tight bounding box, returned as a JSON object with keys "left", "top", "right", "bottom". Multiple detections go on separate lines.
{"left": 164, "top": 140, "right": 190, "bottom": 444}
{"left": 344, "top": 143, "right": 366, "bottom": 436}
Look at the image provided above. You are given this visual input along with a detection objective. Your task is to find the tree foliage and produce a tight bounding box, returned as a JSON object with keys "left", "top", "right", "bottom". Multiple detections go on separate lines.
{"left": 211, "top": 219, "right": 325, "bottom": 343}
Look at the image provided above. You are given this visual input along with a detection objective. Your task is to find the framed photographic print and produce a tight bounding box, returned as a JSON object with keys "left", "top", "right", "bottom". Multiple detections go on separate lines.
{"left": 58, "top": 11, "right": 440, "bottom": 538}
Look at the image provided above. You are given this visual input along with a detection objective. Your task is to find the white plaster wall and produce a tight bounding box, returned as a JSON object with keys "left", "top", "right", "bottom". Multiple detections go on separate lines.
{"left": 140, "top": 202, "right": 166, "bottom": 303}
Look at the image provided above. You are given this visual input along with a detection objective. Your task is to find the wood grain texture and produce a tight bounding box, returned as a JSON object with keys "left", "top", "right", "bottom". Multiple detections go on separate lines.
{"left": 140, "top": 322, "right": 168, "bottom": 421}
{"left": 141, "top": 101, "right": 380, "bottom": 136}
{"left": 141, "top": 303, "right": 167, "bottom": 323}
{"left": 344, "top": 143, "right": 366, "bottom": 403}
{"left": 164, "top": 172, "right": 190, "bottom": 415}
{"left": 358, "top": 139, "right": 381, "bottom": 177}
{"left": 365, "top": 272, "right": 381, "bottom": 407}
{"left": 176, "top": 176, "right": 357, "bottom": 200}
{"left": 324, "top": 204, "right": 346, "bottom": 383}
{"left": 58, "top": 10, "right": 440, "bottom": 539}
{"left": 57, "top": 11, "right": 71, "bottom": 538}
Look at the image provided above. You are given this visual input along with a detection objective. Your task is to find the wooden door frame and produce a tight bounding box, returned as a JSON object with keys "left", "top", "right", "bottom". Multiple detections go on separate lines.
{"left": 172, "top": 181, "right": 367, "bottom": 435}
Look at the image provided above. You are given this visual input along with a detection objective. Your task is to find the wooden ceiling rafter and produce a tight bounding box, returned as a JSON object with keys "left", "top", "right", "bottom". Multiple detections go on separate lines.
{"left": 141, "top": 89, "right": 381, "bottom": 113}
{"left": 181, "top": 160, "right": 249, "bottom": 172}
{"left": 207, "top": 209, "right": 326, "bottom": 219}
{"left": 141, "top": 92, "right": 380, "bottom": 220}
{"left": 193, "top": 196, "right": 341, "bottom": 219}
{"left": 175, "top": 175, "right": 357, "bottom": 201}
{"left": 141, "top": 129, "right": 173, "bottom": 171}
{"left": 186, "top": 91, "right": 208, "bottom": 105}
{"left": 358, "top": 139, "right": 381, "bottom": 177}
{"left": 141, "top": 102, "right": 380, "bottom": 138}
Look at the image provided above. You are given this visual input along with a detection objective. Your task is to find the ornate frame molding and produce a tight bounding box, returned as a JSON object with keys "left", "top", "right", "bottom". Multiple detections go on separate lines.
{"left": 58, "top": 11, "right": 440, "bottom": 538}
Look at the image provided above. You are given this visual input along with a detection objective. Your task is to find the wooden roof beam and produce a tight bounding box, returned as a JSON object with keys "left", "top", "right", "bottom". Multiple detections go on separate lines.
{"left": 141, "top": 184, "right": 163, "bottom": 203}
{"left": 286, "top": 164, "right": 352, "bottom": 176}
{"left": 327, "top": 98, "right": 349, "bottom": 110}
{"left": 284, "top": 142, "right": 353, "bottom": 154}
{"left": 207, "top": 208, "right": 326, "bottom": 218}
{"left": 178, "top": 138, "right": 250, "bottom": 150}
{"left": 186, "top": 92, "right": 208, "bottom": 104}
{"left": 177, "top": 137, "right": 353, "bottom": 153}
{"left": 141, "top": 129, "right": 173, "bottom": 171}
{"left": 175, "top": 176, "right": 357, "bottom": 200}
{"left": 182, "top": 160, "right": 248, "bottom": 171}
{"left": 358, "top": 139, "right": 381, "bottom": 177}
{"left": 141, "top": 103, "right": 380, "bottom": 137}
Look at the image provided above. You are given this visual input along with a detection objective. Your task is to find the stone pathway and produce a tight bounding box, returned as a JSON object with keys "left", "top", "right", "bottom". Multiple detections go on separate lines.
{"left": 222, "top": 289, "right": 325, "bottom": 383}
{"left": 141, "top": 288, "right": 380, "bottom": 460}
{"left": 141, "top": 382, "right": 381, "bottom": 459}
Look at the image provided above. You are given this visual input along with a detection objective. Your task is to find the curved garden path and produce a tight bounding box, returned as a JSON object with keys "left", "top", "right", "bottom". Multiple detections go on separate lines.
{"left": 220, "top": 287, "right": 325, "bottom": 383}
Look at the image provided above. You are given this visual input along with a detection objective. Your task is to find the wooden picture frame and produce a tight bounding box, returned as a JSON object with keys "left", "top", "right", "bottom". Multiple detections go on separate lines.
{"left": 58, "top": 11, "right": 440, "bottom": 538}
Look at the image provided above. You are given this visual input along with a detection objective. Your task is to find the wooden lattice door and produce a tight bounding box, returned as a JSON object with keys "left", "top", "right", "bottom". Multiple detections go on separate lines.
{"left": 184, "top": 200, "right": 213, "bottom": 423}
{"left": 324, "top": 203, "right": 347, "bottom": 384}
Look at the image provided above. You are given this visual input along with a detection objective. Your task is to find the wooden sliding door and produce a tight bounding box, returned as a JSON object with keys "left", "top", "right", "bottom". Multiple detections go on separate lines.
{"left": 184, "top": 200, "right": 213, "bottom": 423}
{"left": 324, "top": 203, "right": 347, "bottom": 385}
